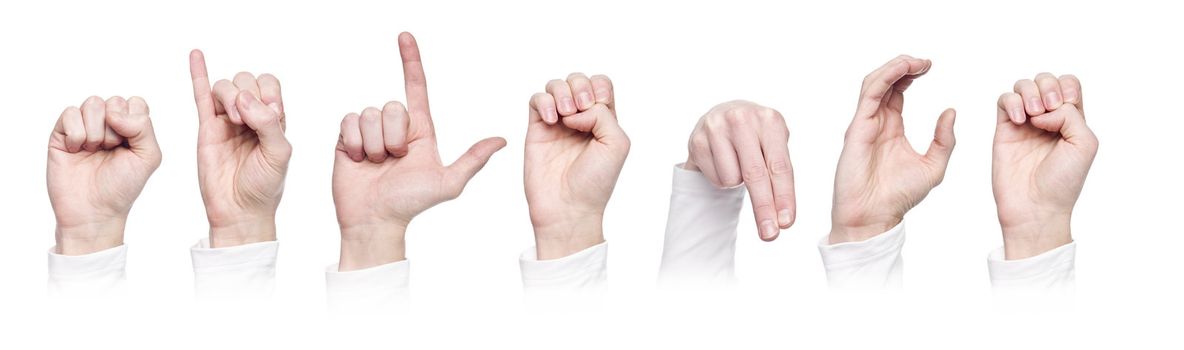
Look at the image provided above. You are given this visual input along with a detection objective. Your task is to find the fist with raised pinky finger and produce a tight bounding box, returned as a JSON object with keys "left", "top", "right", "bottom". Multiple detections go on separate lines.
{"left": 189, "top": 51, "right": 292, "bottom": 248}
{"left": 525, "top": 73, "right": 630, "bottom": 260}
{"left": 48, "top": 96, "right": 162, "bottom": 255}
{"left": 994, "top": 73, "right": 1098, "bottom": 259}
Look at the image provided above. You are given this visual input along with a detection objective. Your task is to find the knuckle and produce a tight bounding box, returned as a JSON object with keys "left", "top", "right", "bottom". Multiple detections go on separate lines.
{"left": 361, "top": 107, "right": 381, "bottom": 118}
{"left": 723, "top": 107, "right": 753, "bottom": 124}
{"left": 545, "top": 79, "right": 566, "bottom": 91}
{"left": 233, "top": 71, "right": 255, "bottom": 81}
{"left": 753, "top": 202, "right": 776, "bottom": 215}
{"left": 530, "top": 93, "right": 551, "bottom": 107}
{"left": 83, "top": 96, "right": 104, "bottom": 108}
{"left": 720, "top": 175, "right": 742, "bottom": 188}
{"left": 341, "top": 113, "right": 359, "bottom": 127}
{"left": 690, "top": 135, "right": 710, "bottom": 154}
{"left": 384, "top": 100, "right": 407, "bottom": 113}
{"left": 590, "top": 74, "right": 612, "bottom": 84}
{"left": 769, "top": 159, "right": 792, "bottom": 175}
{"left": 757, "top": 107, "right": 782, "bottom": 123}
{"left": 742, "top": 164, "right": 768, "bottom": 182}
{"left": 1014, "top": 79, "right": 1033, "bottom": 91}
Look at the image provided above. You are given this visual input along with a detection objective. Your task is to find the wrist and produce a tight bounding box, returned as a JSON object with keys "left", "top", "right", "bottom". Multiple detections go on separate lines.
{"left": 209, "top": 217, "right": 277, "bottom": 248}
{"left": 829, "top": 216, "right": 901, "bottom": 244}
{"left": 1001, "top": 214, "right": 1072, "bottom": 260}
{"left": 338, "top": 222, "right": 408, "bottom": 271}
{"left": 55, "top": 218, "right": 127, "bottom": 255}
{"left": 532, "top": 214, "right": 605, "bottom": 260}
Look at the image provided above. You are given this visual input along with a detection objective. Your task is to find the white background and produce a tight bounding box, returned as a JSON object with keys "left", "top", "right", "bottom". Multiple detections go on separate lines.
{"left": 1, "top": 0, "right": 1180, "bottom": 348}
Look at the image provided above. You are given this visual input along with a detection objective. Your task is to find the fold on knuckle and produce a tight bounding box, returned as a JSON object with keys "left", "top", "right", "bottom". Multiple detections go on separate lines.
{"left": 742, "top": 164, "right": 767, "bottom": 182}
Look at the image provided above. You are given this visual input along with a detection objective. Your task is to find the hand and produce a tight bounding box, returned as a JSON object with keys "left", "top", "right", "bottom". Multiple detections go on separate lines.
{"left": 525, "top": 73, "right": 629, "bottom": 259}
{"left": 830, "top": 55, "right": 957, "bottom": 244}
{"left": 333, "top": 32, "right": 506, "bottom": 271}
{"left": 683, "top": 100, "right": 796, "bottom": 241}
{"left": 188, "top": 50, "right": 292, "bottom": 248}
{"left": 994, "top": 73, "right": 1097, "bottom": 259}
{"left": 47, "top": 96, "right": 162, "bottom": 255}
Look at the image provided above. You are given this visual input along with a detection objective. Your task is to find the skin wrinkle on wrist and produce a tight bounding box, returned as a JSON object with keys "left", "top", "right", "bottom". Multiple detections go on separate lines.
{"left": 338, "top": 223, "right": 408, "bottom": 271}
{"left": 829, "top": 217, "right": 901, "bottom": 244}
{"left": 533, "top": 217, "right": 604, "bottom": 260}
{"left": 1001, "top": 216, "right": 1072, "bottom": 260}
{"left": 55, "top": 218, "right": 127, "bottom": 255}
{"left": 209, "top": 217, "right": 277, "bottom": 248}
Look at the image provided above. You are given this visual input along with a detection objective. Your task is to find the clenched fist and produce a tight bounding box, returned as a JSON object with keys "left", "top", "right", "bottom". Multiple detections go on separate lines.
{"left": 994, "top": 73, "right": 1097, "bottom": 259}
{"left": 48, "top": 96, "right": 162, "bottom": 255}
{"left": 333, "top": 32, "right": 506, "bottom": 271}
{"left": 189, "top": 50, "right": 292, "bottom": 248}
{"left": 525, "top": 73, "right": 629, "bottom": 260}
{"left": 831, "top": 55, "right": 956, "bottom": 244}
{"left": 683, "top": 100, "right": 796, "bottom": 241}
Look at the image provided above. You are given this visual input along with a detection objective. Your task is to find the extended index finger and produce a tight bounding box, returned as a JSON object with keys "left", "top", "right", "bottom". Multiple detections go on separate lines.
{"left": 189, "top": 49, "right": 216, "bottom": 121}
{"left": 398, "top": 32, "right": 432, "bottom": 126}
{"left": 855, "top": 55, "right": 930, "bottom": 119}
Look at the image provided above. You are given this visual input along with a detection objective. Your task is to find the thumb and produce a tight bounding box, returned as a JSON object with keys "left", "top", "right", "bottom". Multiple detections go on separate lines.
{"left": 923, "top": 108, "right": 956, "bottom": 169}
{"left": 1029, "top": 104, "right": 1098, "bottom": 151}
{"left": 236, "top": 91, "right": 292, "bottom": 160}
{"left": 446, "top": 137, "right": 508, "bottom": 191}
{"left": 106, "top": 96, "right": 162, "bottom": 166}
{"left": 560, "top": 104, "right": 629, "bottom": 148}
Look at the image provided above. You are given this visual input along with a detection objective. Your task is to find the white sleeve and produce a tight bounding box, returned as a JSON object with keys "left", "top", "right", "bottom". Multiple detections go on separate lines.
{"left": 658, "top": 164, "right": 745, "bottom": 287}
{"left": 988, "top": 241, "right": 1075, "bottom": 292}
{"left": 519, "top": 242, "right": 607, "bottom": 293}
{"left": 325, "top": 260, "right": 411, "bottom": 313}
{"left": 190, "top": 239, "right": 278, "bottom": 299}
{"left": 817, "top": 222, "right": 905, "bottom": 289}
{"left": 47, "top": 245, "right": 127, "bottom": 297}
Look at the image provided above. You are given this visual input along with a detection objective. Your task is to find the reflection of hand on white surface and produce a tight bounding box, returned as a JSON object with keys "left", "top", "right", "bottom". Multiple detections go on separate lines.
{"left": 993, "top": 73, "right": 1097, "bottom": 259}
{"left": 524, "top": 73, "right": 629, "bottom": 260}
{"left": 831, "top": 55, "right": 956, "bottom": 244}
{"left": 333, "top": 32, "right": 506, "bottom": 271}
{"left": 48, "top": 96, "right": 161, "bottom": 255}
{"left": 682, "top": 100, "right": 795, "bottom": 241}
{"left": 189, "top": 50, "right": 291, "bottom": 248}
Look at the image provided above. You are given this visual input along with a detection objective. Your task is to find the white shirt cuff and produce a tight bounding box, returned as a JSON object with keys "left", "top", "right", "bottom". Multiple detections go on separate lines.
{"left": 47, "top": 244, "right": 127, "bottom": 296}
{"left": 190, "top": 238, "right": 278, "bottom": 299}
{"left": 519, "top": 242, "right": 607, "bottom": 292}
{"left": 325, "top": 260, "right": 410, "bottom": 312}
{"left": 817, "top": 222, "right": 905, "bottom": 289}
{"left": 658, "top": 164, "right": 745, "bottom": 287}
{"left": 987, "top": 241, "right": 1075, "bottom": 291}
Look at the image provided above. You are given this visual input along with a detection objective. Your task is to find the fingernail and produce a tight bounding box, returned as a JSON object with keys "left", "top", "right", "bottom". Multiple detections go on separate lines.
{"left": 1044, "top": 91, "right": 1062, "bottom": 108}
{"left": 1011, "top": 108, "right": 1025, "bottom": 124}
{"left": 577, "top": 92, "right": 594, "bottom": 110}
{"left": 544, "top": 107, "right": 557, "bottom": 123}
{"left": 761, "top": 220, "right": 778, "bottom": 240}
{"left": 1027, "top": 98, "right": 1043, "bottom": 113}
{"left": 559, "top": 97, "right": 576, "bottom": 114}
{"left": 778, "top": 210, "right": 792, "bottom": 227}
